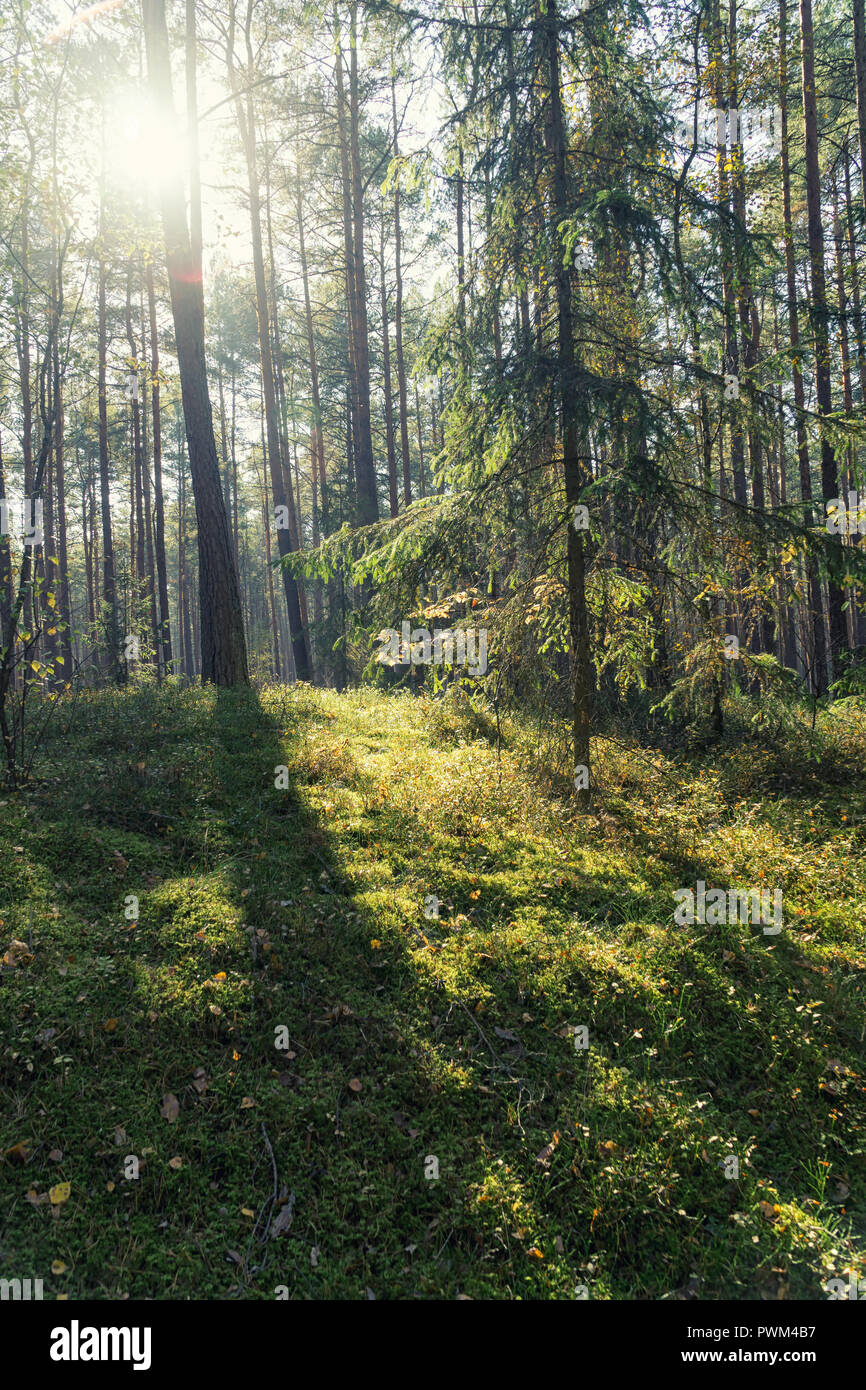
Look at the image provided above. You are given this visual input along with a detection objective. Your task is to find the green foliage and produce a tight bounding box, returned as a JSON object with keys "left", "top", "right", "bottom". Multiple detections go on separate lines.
{"left": 1, "top": 685, "right": 864, "bottom": 1298}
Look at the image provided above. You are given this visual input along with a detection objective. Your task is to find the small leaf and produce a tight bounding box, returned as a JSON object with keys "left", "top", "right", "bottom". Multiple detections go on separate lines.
{"left": 3, "top": 939, "right": 33, "bottom": 968}
{"left": 49, "top": 1182, "right": 71, "bottom": 1205}
{"left": 160, "top": 1093, "right": 179, "bottom": 1123}
{"left": 348, "top": 1077, "right": 362, "bottom": 1093}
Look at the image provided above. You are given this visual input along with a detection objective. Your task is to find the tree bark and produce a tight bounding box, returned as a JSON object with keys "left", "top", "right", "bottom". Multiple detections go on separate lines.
{"left": 799, "top": 0, "right": 847, "bottom": 674}
{"left": 545, "top": 0, "right": 592, "bottom": 804}
{"left": 780, "top": 0, "right": 827, "bottom": 693}
{"left": 142, "top": 0, "right": 248, "bottom": 686}
{"left": 146, "top": 261, "right": 173, "bottom": 673}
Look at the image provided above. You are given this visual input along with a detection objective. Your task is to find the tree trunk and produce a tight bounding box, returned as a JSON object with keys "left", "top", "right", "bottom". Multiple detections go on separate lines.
{"left": 347, "top": 3, "right": 379, "bottom": 525}
{"left": 545, "top": 0, "right": 592, "bottom": 804}
{"left": 780, "top": 0, "right": 827, "bottom": 694}
{"left": 146, "top": 261, "right": 173, "bottom": 673}
{"left": 391, "top": 63, "right": 412, "bottom": 506}
{"left": 854, "top": 0, "right": 866, "bottom": 226}
{"left": 97, "top": 244, "right": 122, "bottom": 684}
{"left": 799, "top": 0, "right": 847, "bottom": 675}
{"left": 380, "top": 216, "right": 399, "bottom": 517}
{"left": 142, "top": 0, "right": 248, "bottom": 686}
{"left": 226, "top": 0, "right": 310, "bottom": 681}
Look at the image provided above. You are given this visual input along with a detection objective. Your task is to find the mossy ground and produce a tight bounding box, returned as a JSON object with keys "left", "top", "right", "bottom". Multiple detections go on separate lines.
{"left": 1, "top": 683, "right": 864, "bottom": 1299}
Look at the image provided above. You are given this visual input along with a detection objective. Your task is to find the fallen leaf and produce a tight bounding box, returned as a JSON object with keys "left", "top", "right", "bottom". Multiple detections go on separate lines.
{"left": 270, "top": 1192, "right": 296, "bottom": 1238}
{"left": 48, "top": 1149, "right": 63, "bottom": 1163}
{"left": 51, "top": 1260, "right": 66, "bottom": 1274}
{"left": 5, "top": 1141, "right": 30, "bottom": 1164}
{"left": 168, "top": 1156, "right": 182, "bottom": 1171}
{"left": 49, "top": 1182, "right": 71, "bottom": 1205}
{"left": 160, "top": 1094, "right": 179, "bottom": 1123}
{"left": 3, "top": 939, "right": 33, "bottom": 968}
{"left": 240, "top": 1096, "right": 255, "bottom": 1109}
{"left": 536, "top": 1133, "right": 561, "bottom": 1166}
{"left": 348, "top": 1077, "right": 362, "bottom": 1093}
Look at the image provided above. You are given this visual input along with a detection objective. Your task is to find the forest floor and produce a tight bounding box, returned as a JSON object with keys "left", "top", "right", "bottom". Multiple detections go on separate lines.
{"left": 1, "top": 682, "right": 864, "bottom": 1299}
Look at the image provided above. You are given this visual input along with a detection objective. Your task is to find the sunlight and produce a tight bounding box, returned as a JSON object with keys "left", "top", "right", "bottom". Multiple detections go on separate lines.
{"left": 103, "top": 98, "right": 189, "bottom": 199}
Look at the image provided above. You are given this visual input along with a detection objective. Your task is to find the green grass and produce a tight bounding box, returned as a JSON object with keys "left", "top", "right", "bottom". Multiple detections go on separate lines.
{"left": 1, "top": 682, "right": 864, "bottom": 1299}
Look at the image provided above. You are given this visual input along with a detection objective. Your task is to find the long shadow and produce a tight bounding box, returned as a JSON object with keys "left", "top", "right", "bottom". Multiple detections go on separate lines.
{"left": 1, "top": 684, "right": 863, "bottom": 1300}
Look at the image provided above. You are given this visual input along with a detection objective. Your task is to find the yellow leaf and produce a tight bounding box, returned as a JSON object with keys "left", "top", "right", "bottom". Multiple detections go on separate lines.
{"left": 241, "top": 1207, "right": 255, "bottom": 1218}
{"left": 51, "top": 1260, "right": 66, "bottom": 1274}
{"left": 49, "top": 1182, "right": 71, "bottom": 1205}
{"left": 240, "top": 1096, "right": 255, "bottom": 1108}
{"left": 47, "top": 592, "right": 56, "bottom": 608}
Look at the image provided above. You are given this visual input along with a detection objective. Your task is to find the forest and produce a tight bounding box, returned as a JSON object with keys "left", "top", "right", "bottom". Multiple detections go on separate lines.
{"left": 0, "top": 0, "right": 865, "bottom": 1313}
